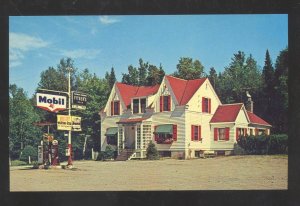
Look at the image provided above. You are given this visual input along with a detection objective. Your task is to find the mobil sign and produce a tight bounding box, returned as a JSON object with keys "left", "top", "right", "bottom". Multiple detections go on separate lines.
{"left": 36, "top": 93, "right": 67, "bottom": 113}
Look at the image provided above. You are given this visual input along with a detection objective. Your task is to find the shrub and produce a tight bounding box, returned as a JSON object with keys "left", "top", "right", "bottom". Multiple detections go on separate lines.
{"left": 102, "top": 145, "right": 115, "bottom": 160}
{"left": 11, "top": 160, "right": 27, "bottom": 166}
{"left": 233, "top": 143, "right": 246, "bottom": 155}
{"left": 237, "top": 134, "right": 288, "bottom": 155}
{"left": 20, "top": 145, "right": 38, "bottom": 162}
{"left": 268, "top": 134, "right": 288, "bottom": 154}
{"left": 146, "top": 141, "right": 159, "bottom": 160}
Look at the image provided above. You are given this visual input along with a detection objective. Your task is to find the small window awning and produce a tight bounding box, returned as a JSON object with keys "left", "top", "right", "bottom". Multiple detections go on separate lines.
{"left": 105, "top": 127, "right": 118, "bottom": 136}
{"left": 154, "top": 124, "right": 173, "bottom": 134}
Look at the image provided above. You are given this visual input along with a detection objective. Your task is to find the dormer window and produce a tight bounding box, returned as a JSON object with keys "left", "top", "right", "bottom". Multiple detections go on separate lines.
{"left": 133, "top": 99, "right": 139, "bottom": 114}
{"left": 160, "top": 95, "right": 171, "bottom": 112}
{"left": 111, "top": 100, "right": 120, "bottom": 116}
{"left": 132, "top": 98, "right": 147, "bottom": 114}
{"left": 140, "top": 98, "right": 146, "bottom": 113}
{"left": 202, "top": 97, "right": 211, "bottom": 113}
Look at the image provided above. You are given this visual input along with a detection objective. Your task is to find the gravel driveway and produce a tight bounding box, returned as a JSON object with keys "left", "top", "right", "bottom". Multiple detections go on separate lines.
{"left": 10, "top": 155, "right": 287, "bottom": 191}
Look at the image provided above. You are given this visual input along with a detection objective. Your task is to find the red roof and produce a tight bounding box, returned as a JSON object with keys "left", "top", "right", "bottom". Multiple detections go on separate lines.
{"left": 116, "top": 83, "right": 159, "bottom": 107}
{"left": 247, "top": 111, "right": 271, "bottom": 126}
{"left": 117, "top": 117, "right": 149, "bottom": 124}
{"left": 165, "top": 76, "right": 207, "bottom": 105}
{"left": 210, "top": 103, "right": 243, "bottom": 123}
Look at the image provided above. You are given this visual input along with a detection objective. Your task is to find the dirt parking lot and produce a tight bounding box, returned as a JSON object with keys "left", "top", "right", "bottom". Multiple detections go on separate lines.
{"left": 10, "top": 155, "right": 287, "bottom": 191}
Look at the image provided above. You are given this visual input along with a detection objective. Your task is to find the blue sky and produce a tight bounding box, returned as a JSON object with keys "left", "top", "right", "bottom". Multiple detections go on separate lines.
{"left": 9, "top": 15, "right": 288, "bottom": 97}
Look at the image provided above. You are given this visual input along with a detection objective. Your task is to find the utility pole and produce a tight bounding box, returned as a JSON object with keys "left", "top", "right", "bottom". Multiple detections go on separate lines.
{"left": 67, "top": 67, "right": 73, "bottom": 166}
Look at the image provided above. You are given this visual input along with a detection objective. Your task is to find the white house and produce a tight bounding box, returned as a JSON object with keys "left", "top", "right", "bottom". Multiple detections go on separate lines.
{"left": 99, "top": 75, "right": 271, "bottom": 160}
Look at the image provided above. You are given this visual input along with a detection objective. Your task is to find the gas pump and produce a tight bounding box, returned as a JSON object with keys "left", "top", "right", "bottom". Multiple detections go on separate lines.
{"left": 51, "top": 140, "right": 59, "bottom": 166}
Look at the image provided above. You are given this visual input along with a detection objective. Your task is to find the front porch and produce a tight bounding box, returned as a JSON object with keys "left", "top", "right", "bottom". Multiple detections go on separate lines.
{"left": 116, "top": 118, "right": 153, "bottom": 160}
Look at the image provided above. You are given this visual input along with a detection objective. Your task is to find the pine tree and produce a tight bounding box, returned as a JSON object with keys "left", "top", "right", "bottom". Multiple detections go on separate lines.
{"left": 108, "top": 67, "right": 116, "bottom": 90}
{"left": 260, "top": 49, "right": 275, "bottom": 124}
{"left": 273, "top": 48, "right": 288, "bottom": 133}
{"left": 208, "top": 67, "right": 217, "bottom": 89}
{"left": 146, "top": 141, "right": 159, "bottom": 160}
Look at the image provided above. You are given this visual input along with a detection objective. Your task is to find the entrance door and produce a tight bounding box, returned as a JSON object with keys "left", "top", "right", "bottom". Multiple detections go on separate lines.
{"left": 124, "top": 125, "right": 136, "bottom": 149}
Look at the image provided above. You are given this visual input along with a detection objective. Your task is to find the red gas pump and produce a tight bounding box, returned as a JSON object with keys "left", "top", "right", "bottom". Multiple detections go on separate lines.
{"left": 51, "top": 140, "right": 59, "bottom": 166}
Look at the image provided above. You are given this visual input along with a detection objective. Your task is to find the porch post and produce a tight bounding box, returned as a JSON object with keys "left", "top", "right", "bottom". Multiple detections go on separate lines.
{"left": 135, "top": 125, "right": 137, "bottom": 150}
{"left": 122, "top": 125, "right": 125, "bottom": 149}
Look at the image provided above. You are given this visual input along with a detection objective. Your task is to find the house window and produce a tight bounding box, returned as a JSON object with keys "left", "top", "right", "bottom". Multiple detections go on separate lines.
{"left": 214, "top": 127, "right": 230, "bottom": 141}
{"left": 202, "top": 97, "right": 211, "bottom": 113}
{"left": 154, "top": 124, "right": 177, "bottom": 144}
{"left": 133, "top": 99, "right": 139, "bottom": 114}
{"left": 111, "top": 101, "right": 120, "bottom": 116}
{"left": 218, "top": 128, "right": 226, "bottom": 140}
{"left": 140, "top": 98, "right": 146, "bottom": 113}
{"left": 160, "top": 95, "right": 171, "bottom": 112}
{"left": 191, "top": 125, "right": 202, "bottom": 141}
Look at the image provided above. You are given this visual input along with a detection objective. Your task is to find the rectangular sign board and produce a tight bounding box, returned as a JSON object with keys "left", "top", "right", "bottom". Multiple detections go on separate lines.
{"left": 57, "top": 115, "right": 81, "bottom": 131}
{"left": 72, "top": 116, "right": 82, "bottom": 131}
{"left": 36, "top": 93, "right": 67, "bottom": 113}
{"left": 72, "top": 92, "right": 87, "bottom": 110}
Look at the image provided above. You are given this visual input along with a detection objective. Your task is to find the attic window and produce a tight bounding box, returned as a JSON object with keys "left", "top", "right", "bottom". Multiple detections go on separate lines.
{"left": 111, "top": 101, "right": 120, "bottom": 116}
{"left": 132, "top": 98, "right": 147, "bottom": 114}
{"left": 160, "top": 95, "right": 171, "bottom": 112}
{"left": 140, "top": 98, "right": 146, "bottom": 113}
{"left": 133, "top": 99, "right": 139, "bottom": 114}
{"left": 202, "top": 97, "right": 211, "bottom": 113}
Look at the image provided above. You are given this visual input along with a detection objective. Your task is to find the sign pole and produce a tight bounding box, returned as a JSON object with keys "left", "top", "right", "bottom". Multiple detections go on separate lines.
{"left": 67, "top": 67, "right": 73, "bottom": 166}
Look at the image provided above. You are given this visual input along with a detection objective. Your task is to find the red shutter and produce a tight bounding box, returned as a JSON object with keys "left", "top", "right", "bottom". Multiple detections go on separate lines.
{"left": 255, "top": 128, "right": 258, "bottom": 136}
{"left": 191, "top": 125, "right": 194, "bottom": 141}
{"left": 202, "top": 97, "right": 205, "bottom": 112}
{"left": 154, "top": 126, "right": 158, "bottom": 141}
{"left": 236, "top": 128, "right": 239, "bottom": 140}
{"left": 173, "top": 125, "right": 177, "bottom": 141}
{"left": 225, "top": 127, "right": 230, "bottom": 141}
{"left": 214, "top": 128, "right": 218, "bottom": 141}
{"left": 244, "top": 128, "right": 247, "bottom": 136}
{"left": 199, "top": 125, "right": 202, "bottom": 141}
{"left": 160, "top": 96, "right": 163, "bottom": 112}
{"left": 111, "top": 101, "right": 114, "bottom": 116}
{"left": 208, "top": 98, "right": 211, "bottom": 113}
{"left": 168, "top": 95, "right": 171, "bottom": 111}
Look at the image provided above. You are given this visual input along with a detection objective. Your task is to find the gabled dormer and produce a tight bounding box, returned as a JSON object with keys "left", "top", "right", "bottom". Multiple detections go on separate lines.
{"left": 103, "top": 82, "right": 125, "bottom": 116}
{"left": 153, "top": 77, "right": 175, "bottom": 112}
{"left": 154, "top": 75, "right": 221, "bottom": 113}
{"left": 104, "top": 82, "right": 160, "bottom": 116}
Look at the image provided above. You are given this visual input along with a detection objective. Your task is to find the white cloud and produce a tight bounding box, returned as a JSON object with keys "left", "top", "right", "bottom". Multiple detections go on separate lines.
{"left": 10, "top": 32, "right": 49, "bottom": 51}
{"left": 99, "top": 16, "right": 120, "bottom": 25}
{"left": 61, "top": 49, "right": 101, "bottom": 59}
{"left": 9, "top": 32, "right": 50, "bottom": 68}
{"left": 9, "top": 49, "right": 24, "bottom": 61}
{"left": 10, "top": 61, "right": 22, "bottom": 68}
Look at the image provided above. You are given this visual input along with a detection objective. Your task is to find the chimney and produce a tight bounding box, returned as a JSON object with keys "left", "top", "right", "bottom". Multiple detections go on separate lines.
{"left": 245, "top": 91, "right": 253, "bottom": 113}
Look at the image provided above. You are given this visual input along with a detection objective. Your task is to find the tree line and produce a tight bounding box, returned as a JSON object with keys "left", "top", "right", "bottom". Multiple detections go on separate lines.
{"left": 9, "top": 47, "right": 288, "bottom": 161}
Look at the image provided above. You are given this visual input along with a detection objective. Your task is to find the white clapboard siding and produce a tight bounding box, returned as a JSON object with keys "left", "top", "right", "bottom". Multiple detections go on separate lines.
{"left": 100, "top": 116, "right": 122, "bottom": 151}
{"left": 151, "top": 107, "right": 186, "bottom": 151}
{"left": 185, "top": 111, "right": 213, "bottom": 150}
